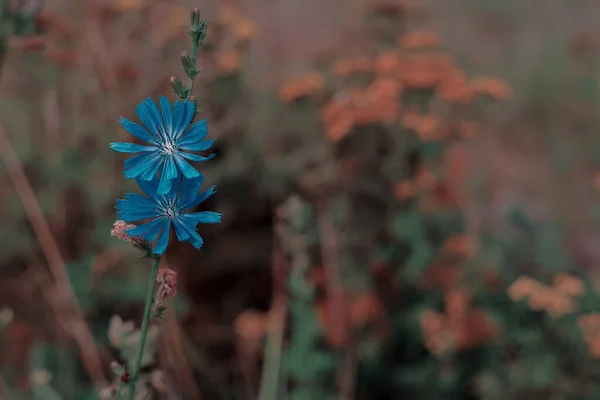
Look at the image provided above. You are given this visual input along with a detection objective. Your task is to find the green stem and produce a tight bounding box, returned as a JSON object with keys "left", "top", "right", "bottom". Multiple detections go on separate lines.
{"left": 189, "top": 40, "right": 197, "bottom": 94}
{"left": 128, "top": 257, "right": 161, "bottom": 400}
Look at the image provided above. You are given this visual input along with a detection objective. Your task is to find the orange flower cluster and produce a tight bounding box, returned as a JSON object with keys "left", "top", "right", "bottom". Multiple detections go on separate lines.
{"left": 215, "top": 50, "right": 242, "bottom": 76}
{"left": 470, "top": 77, "right": 510, "bottom": 100}
{"left": 313, "top": 28, "right": 509, "bottom": 143}
{"left": 398, "top": 30, "right": 441, "bottom": 50}
{"left": 507, "top": 274, "right": 584, "bottom": 318}
{"left": 420, "top": 287, "right": 496, "bottom": 355}
{"left": 578, "top": 314, "right": 600, "bottom": 358}
{"left": 212, "top": 5, "right": 256, "bottom": 75}
{"left": 321, "top": 78, "right": 401, "bottom": 141}
{"left": 279, "top": 71, "right": 325, "bottom": 104}
{"left": 402, "top": 111, "right": 442, "bottom": 141}
{"left": 333, "top": 57, "right": 372, "bottom": 78}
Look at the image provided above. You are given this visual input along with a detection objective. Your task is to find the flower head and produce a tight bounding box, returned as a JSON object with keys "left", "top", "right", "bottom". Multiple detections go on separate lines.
{"left": 115, "top": 175, "right": 221, "bottom": 255}
{"left": 110, "top": 96, "right": 215, "bottom": 195}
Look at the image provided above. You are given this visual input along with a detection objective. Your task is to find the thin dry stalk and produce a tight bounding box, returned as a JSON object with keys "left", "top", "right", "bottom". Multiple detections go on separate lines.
{"left": 0, "top": 120, "right": 108, "bottom": 389}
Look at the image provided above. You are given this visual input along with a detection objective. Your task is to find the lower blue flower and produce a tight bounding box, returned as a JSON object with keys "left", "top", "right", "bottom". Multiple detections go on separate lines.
{"left": 116, "top": 175, "right": 221, "bottom": 255}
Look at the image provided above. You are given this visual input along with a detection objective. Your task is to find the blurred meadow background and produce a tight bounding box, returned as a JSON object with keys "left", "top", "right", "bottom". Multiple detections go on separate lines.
{"left": 3, "top": 0, "right": 600, "bottom": 398}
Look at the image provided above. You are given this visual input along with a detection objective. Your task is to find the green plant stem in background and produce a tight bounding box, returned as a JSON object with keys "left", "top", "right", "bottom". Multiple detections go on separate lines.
{"left": 128, "top": 257, "right": 161, "bottom": 400}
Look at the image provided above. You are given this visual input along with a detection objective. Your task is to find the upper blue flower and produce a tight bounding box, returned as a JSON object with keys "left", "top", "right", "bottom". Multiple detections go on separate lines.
{"left": 116, "top": 175, "right": 221, "bottom": 255}
{"left": 110, "top": 96, "right": 215, "bottom": 195}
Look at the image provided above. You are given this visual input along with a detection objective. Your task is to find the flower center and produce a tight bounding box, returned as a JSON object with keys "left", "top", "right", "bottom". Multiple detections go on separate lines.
{"left": 163, "top": 141, "right": 177, "bottom": 155}
{"left": 164, "top": 206, "right": 178, "bottom": 219}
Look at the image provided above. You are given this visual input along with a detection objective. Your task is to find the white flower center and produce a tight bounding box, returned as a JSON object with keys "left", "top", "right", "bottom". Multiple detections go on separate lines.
{"left": 163, "top": 141, "right": 177, "bottom": 154}
{"left": 164, "top": 207, "right": 178, "bottom": 219}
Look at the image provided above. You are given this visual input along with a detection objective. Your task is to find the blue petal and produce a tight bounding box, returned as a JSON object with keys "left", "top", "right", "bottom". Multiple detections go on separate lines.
{"left": 125, "top": 217, "right": 165, "bottom": 237}
{"left": 136, "top": 98, "right": 166, "bottom": 140}
{"left": 157, "top": 157, "right": 178, "bottom": 195}
{"left": 124, "top": 153, "right": 159, "bottom": 179}
{"left": 110, "top": 142, "right": 156, "bottom": 153}
{"left": 119, "top": 117, "right": 158, "bottom": 144}
{"left": 174, "top": 216, "right": 204, "bottom": 249}
{"left": 136, "top": 177, "right": 160, "bottom": 199}
{"left": 159, "top": 96, "right": 174, "bottom": 139}
{"left": 172, "top": 101, "right": 195, "bottom": 140}
{"left": 177, "top": 119, "right": 208, "bottom": 144}
{"left": 182, "top": 184, "right": 215, "bottom": 209}
{"left": 152, "top": 221, "right": 172, "bottom": 255}
{"left": 143, "top": 219, "right": 168, "bottom": 242}
{"left": 173, "top": 154, "right": 201, "bottom": 179}
{"left": 177, "top": 176, "right": 205, "bottom": 208}
{"left": 139, "top": 153, "right": 164, "bottom": 181}
{"left": 117, "top": 208, "right": 159, "bottom": 222}
{"left": 178, "top": 138, "right": 215, "bottom": 152}
{"left": 188, "top": 211, "right": 222, "bottom": 224}
{"left": 180, "top": 152, "right": 216, "bottom": 162}
{"left": 121, "top": 193, "right": 156, "bottom": 209}
{"left": 172, "top": 218, "right": 190, "bottom": 242}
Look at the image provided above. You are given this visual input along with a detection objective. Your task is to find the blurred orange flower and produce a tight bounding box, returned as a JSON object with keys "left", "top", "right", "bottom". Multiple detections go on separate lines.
{"left": 233, "top": 17, "right": 256, "bottom": 42}
{"left": 333, "top": 57, "right": 373, "bottom": 77}
{"left": 471, "top": 77, "right": 510, "bottom": 100}
{"left": 216, "top": 50, "right": 242, "bottom": 75}
{"left": 279, "top": 71, "right": 324, "bottom": 103}
{"left": 398, "top": 30, "right": 441, "bottom": 50}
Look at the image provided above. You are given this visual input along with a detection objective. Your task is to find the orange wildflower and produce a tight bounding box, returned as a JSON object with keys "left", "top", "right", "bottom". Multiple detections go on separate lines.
{"left": 398, "top": 30, "right": 441, "bottom": 50}
{"left": 471, "top": 77, "right": 510, "bottom": 100}
{"left": 216, "top": 50, "right": 242, "bottom": 75}
{"left": 374, "top": 51, "right": 402, "bottom": 76}
{"left": 333, "top": 57, "right": 372, "bottom": 77}
{"left": 325, "top": 114, "right": 354, "bottom": 143}
{"left": 439, "top": 70, "right": 474, "bottom": 103}
{"left": 553, "top": 273, "right": 585, "bottom": 297}
{"left": 233, "top": 17, "right": 256, "bottom": 42}
{"left": 279, "top": 71, "right": 324, "bottom": 103}
{"left": 416, "top": 115, "right": 440, "bottom": 141}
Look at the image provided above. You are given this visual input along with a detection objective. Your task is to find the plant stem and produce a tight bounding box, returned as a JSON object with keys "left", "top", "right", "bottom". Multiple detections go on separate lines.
{"left": 189, "top": 40, "right": 197, "bottom": 94}
{"left": 128, "top": 257, "right": 161, "bottom": 400}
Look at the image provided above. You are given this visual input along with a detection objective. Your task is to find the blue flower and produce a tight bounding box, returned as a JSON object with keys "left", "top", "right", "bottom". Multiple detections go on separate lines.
{"left": 110, "top": 96, "right": 215, "bottom": 195}
{"left": 115, "top": 175, "right": 221, "bottom": 255}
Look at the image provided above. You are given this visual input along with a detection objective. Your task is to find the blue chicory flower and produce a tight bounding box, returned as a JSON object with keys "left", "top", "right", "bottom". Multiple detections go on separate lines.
{"left": 115, "top": 175, "right": 221, "bottom": 255}
{"left": 110, "top": 96, "right": 215, "bottom": 195}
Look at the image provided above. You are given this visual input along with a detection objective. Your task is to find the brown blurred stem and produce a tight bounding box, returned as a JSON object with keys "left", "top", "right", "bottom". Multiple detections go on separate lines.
{"left": 0, "top": 121, "right": 108, "bottom": 389}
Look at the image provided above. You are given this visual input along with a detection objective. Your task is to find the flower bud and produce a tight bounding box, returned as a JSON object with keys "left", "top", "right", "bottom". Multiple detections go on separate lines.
{"left": 169, "top": 76, "right": 187, "bottom": 98}
{"left": 180, "top": 51, "right": 199, "bottom": 80}
{"left": 190, "top": 8, "right": 201, "bottom": 31}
